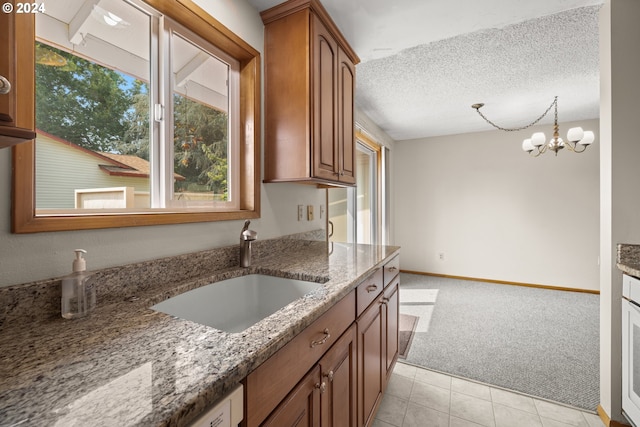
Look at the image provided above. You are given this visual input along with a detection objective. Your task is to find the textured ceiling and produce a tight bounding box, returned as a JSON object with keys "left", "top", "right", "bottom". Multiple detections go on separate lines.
{"left": 247, "top": 0, "right": 603, "bottom": 141}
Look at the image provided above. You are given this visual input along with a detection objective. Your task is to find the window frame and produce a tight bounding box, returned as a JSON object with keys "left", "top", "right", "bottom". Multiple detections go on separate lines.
{"left": 12, "top": 0, "right": 261, "bottom": 233}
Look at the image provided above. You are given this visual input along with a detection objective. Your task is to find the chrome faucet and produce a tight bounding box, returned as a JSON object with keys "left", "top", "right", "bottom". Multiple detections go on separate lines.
{"left": 239, "top": 220, "right": 257, "bottom": 267}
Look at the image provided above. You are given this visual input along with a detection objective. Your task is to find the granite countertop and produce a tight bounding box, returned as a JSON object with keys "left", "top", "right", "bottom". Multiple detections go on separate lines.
{"left": 0, "top": 240, "right": 400, "bottom": 426}
{"left": 617, "top": 243, "right": 640, "bottom": 277}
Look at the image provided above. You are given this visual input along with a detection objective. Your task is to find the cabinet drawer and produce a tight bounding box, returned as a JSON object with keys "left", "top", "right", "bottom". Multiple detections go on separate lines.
{"left": 383, "top": 255, "right": 400, "bottom": 287}
{"left": 356, "top": 269, "right": 383, "bottom": 317}
{"left": 244, "top": 290, "right": 356, "bottom": 427}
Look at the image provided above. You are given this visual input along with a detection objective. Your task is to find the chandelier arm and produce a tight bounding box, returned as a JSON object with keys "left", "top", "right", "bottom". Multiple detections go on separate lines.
{"left": 473, "top": 97, "right": 558, "bottom": 132}
{"left": 527, "top": 144, "right": 546, "bottom": 157}
{"left": 565, "top": 142, "right": 587, "bottom": 154}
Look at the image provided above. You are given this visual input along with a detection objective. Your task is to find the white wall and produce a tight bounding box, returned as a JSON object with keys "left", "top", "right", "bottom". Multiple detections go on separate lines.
{"left": 0, "top": 0, "right": 326, "bottom": 288}
{"left": 599, "top": 0, "right": 640, "bottom": 422}
{"left": 394, "top": 119, "right": 600, "bottom": 291}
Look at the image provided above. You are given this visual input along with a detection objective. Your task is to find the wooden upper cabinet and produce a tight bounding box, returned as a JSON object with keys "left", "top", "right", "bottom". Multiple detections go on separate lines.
{"left": 261, "top": 0, "right": 359, "bottom": 187}
{"left": 312, "top": 15, "right": 338, "bottom": 182}
{"left": 0, "top": 6, "right": 36, "bottom": 148}
{"left": 337, "top": 47, "right": 356, "bottom": 185}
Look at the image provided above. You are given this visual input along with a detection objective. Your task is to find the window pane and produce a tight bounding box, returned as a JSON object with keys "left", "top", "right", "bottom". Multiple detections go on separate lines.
{"left": 35, "top": 0, "right": 151, "bottom": 210}
{"left": 171, "top": 32, "right": 230, "bottom": 204}
{"left": 356, "top": 145, "right": 377, "bottom": 244}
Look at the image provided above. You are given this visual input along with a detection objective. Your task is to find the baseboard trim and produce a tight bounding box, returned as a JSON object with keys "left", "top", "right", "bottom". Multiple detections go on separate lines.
{"left": 401, "top": 270, "right": 600, "bottom": 295}
{"left": 598, "top": 404, "right": 632, "bottom": 427}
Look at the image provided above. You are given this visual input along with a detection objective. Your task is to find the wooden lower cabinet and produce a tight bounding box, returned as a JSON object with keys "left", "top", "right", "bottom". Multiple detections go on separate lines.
{"left": 357, "top": 278, "right": 400, "bottom": 427}
{"left": 319, "top": 324, "right": 357, "bottom": 427}
{"left": 262, "top": 366, "right": 322, "bottom": 427}
{"left": 243, "top": 256, "right": 400, "bottom": 427}
{"left": 383, "top": 280, "right": 399, "bottom": 383}
{"left": 357, "top": 294, "right": 384, "bottom": 427}
{"left": 259, "top": 323, "right": 357, "bottom": 427}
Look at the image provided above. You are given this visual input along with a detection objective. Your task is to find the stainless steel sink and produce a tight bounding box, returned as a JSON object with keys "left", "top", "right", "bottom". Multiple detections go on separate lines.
{"left": 151, "top": 274, "right": 322, "bottom": 333}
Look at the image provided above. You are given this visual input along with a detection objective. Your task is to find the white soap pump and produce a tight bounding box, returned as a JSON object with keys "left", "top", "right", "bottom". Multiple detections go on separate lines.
{"left": 61, "top": 249, "right": 96, "bottom": 319}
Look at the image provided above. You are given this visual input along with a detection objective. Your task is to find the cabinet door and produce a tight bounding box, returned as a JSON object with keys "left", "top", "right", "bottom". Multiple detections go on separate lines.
{"left": 337, "top": 47, "right": 355, "bottom": 185}
{"left": 262, "top": 366, "right": 321, "bottom": 427}
{"left": 311, "top": 14, "right": 338, "bottom": 181}
{"left": 383, "top": 280, "right": 399, "bottom": 383}
{"left": 0, "top": 5, "right": 36, "bottom": 147}
{"left": 357, "top": 297, "right": 383, "bottom": 427}
{"left": 319, "top": 324, "right": 357, "bottom": 427}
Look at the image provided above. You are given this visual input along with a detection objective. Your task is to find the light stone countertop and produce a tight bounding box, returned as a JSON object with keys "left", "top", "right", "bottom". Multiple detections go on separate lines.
{"left": 0, "top": 240, "right": 400, "bottom": 427}
{"left": 617, "top": 243, "right": 640, "bottom": 277}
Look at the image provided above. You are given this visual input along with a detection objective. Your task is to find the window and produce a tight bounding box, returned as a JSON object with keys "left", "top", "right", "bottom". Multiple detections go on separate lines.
{"left": 12, "top": 0, "right": 260, "bottom": 233}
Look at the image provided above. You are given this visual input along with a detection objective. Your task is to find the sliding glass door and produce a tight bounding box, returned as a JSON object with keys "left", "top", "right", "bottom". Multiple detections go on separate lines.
{"left": 328, "top": 137, "right": 384, "bottom": 244}
{"left": 355, "top": 143, "right": 378, "bottom": 244}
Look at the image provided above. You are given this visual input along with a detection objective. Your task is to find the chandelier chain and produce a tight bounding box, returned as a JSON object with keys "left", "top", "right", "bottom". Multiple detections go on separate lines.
{"left": 474, "top": 96, "right": 558, "bottom": 132}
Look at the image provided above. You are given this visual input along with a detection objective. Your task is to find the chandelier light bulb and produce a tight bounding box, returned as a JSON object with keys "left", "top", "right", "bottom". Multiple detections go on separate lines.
{"left": 522, "top": 138, "right": 534, "bottom": 152}
{"left": 580, "top": 131, "right": 595, "bottom": 146}
{"left": 567, "top": 127, "right": 584, "bottom": 142}
{"left": 531, "top": 132, "right": 546, "bottom": 147}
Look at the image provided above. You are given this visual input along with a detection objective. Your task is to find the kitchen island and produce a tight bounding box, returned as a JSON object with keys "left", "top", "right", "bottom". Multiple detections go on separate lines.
{"left": 0, "top": 238, "right": 399, "bottom": 426}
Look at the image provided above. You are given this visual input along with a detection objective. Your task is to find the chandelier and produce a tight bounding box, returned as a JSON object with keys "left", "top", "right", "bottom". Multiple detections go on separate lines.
{"left": 471, "top": 96, "right": 595, "bottom": 157}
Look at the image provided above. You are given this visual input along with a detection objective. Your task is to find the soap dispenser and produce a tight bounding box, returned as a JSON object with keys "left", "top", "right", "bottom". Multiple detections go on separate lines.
{"left": 61, "top": 249, "right": 96, "bottom": 319}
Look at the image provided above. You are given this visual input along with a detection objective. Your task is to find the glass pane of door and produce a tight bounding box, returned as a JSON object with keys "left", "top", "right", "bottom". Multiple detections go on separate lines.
{"left": 328, "top": 187, "right": 354, "bottom": 243}
{"left": 327, "top": 141, "right": 380, "bottom": 244}
{"left": 356, "top": 143, "right": 378, "bottom": 244}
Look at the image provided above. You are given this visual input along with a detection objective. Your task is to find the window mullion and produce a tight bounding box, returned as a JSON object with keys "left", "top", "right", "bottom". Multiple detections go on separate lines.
{"left": 148, "top": 13, "right": 163, "bottom": 208}
{"left": 157, "top": 15, "right": 175, "bottom": 208}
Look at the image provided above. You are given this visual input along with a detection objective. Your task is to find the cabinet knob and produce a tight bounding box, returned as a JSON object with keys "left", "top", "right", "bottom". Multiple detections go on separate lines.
{"left": 315, "top": 381, "right": 327, "bottom": 394}
{"left": 0, "top": 76, "right": 11, "bottom": 95}
{"left": 310, "top": 328, "right": 331, "bottom": 348}
{"left": 323, "top": 370, "right": 334, "bottom": 382}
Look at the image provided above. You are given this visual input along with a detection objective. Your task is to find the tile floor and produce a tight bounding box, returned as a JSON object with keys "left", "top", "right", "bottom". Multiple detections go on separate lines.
{"left": 373, "top": 362, "right": 604, "bottom": 427}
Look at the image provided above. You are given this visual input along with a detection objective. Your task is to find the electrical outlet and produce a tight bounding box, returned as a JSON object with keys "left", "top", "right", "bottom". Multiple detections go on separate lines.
{"left": 438, "top": 252, "right": 445, "bottom": 261}
{"left": 298, "top": 205, "right": 304, "bottom": 221}
{"left": 307, "top": 205, "right": 314, "bottom": 221}
{"left": 319, "top": 204, "right": 325, "bottom": 219}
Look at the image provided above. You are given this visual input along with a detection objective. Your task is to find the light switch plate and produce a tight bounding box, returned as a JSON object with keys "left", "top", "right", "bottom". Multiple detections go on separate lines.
{"left": 307, "top": 205, "right": 314, "bottom": 221}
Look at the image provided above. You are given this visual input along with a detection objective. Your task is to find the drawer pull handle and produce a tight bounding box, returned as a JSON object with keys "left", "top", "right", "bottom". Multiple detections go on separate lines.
{"left": 366, "top": 284, "right": 378, "bottom": 293}
{"left": 388, "top": 266, "right": 398, "bottom": 272}
{"left": 323, "top": 370, "right": 334, "bottom": 382}
{"left": 0, "top": 76, "right": 11, "bottom": 95}
{"left": 315, "top": 381, "right": 327, "bottom": 394}
{"left": 310, "top": 328, "right": 331, "bottom": 348}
